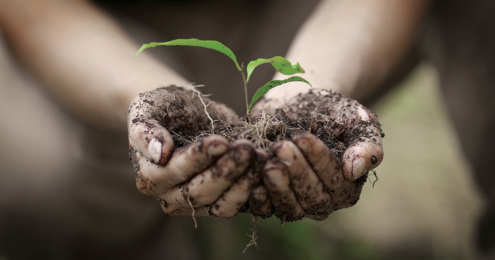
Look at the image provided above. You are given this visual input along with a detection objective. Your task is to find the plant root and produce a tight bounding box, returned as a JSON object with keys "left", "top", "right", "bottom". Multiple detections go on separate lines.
{"left": 187, "top": 196, "right": 198, "bottom": 228}
{"left": 371, "top": 170, "right": 379, "bottom": 188}
{"left": 243, "top": 215, "right": 258, "bottom": 253}
{"left": 188, "top": 84, "right": 217, "bottom": 130}
{"left": 207, "top": 109, "right": 303, "bottom": 155}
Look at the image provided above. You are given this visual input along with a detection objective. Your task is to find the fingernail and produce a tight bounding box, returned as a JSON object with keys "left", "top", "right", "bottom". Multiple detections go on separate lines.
{"left": 148, "top": 138, "right": 162, "bottom": 163}
{"left": 351, "top": 157, "right": 366, "bottom": 180}
{"left": 279, "top": 160, "right": 293, "bottom": 167}
{"left": 207, "top": 142, "right": 228, "bottom": 157}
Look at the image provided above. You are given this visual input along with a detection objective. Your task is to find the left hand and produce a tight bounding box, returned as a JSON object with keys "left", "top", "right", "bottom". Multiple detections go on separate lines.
{"left": 250, "top": 88, "right": 384, "bottom": 221}
{"left": 128, "top": 86, "right": 261, "bottom": 218}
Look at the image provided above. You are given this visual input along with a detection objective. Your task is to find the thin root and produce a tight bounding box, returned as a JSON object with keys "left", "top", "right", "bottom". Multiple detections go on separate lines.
{"left": 170, "top": 131, "right": 193, "bottom": 144}
{"left": 187, "top": 197, "right": 197, "bottom": 228}
{"left": 189, "top": 84, "right": 217, "bottom": 130}
{"left": 371, "top": 170, "right": 379, "bottom": 188}
{"left": 243, "top": 215, "right": 258, "bottom": 253}
{"left": 226, "top": 110, "right": 287, "bottom": 151}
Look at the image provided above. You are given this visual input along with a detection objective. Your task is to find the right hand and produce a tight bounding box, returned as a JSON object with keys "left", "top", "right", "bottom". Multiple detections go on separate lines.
{"left": 248, "top": 88, "right": 384, "bottom": 221}
{"left": 128, "top": 86, "right": 261, "bottom": 218}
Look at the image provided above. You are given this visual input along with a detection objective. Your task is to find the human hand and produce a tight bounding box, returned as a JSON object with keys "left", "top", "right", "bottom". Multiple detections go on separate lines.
{"left": 128, "top": 86, "right": 262, "bottom": 218}
{"left": 250, "top": 89, "right": 384, "bottom": 221}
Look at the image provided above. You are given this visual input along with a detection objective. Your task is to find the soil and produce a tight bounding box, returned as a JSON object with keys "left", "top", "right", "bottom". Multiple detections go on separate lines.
{"left": 159, "top": 86, "right": 380, "bottom": 161}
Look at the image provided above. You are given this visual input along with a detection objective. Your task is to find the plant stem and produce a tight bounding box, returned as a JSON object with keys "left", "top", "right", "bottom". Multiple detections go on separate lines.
{"left": 241, "top": 70, "right": 249, "bottom": 116}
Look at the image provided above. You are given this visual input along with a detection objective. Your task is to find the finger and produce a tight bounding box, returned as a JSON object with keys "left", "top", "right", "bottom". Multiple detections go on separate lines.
{"left": 184, "top": 140, "right": 255, "bottom": 207}
{"left": 159, "top": 186, "right": 215, "bottom": 217}
{"left": 293, "top": 133, "right": 344, "bottom": 190}
{"left": 138, "top": 135, "right": 229, "bottom": 195}
{"left": 128, "top": 119, "right": 174, "bottom": 165}
{"left": 128, "top": 96, "right": 175, "bottom": 165}
{"left": 158, "top": 186, "right": 184, "bottom": 214}
{"left": 330, "top": 179, "right": 365, "bottom": 210}
{"left": 273, "top": 141, "right": 332, "bottom": 217}
{"left": 210, "top": 149, "right": 267, "bottom": 218}
{"left": 163, "top": 140, "right": 255, "bottom": 210}
{"left": 249, "top": 185, "right": 274, "bottom": 218}
{"left": 263, "top": 159, "right": 305, "bottom": 222}
{"left": 342, "top": 125, "right": 384, "bottom": 180}
{"left": 308, "top": 212, "right": 332, "bottom": 221}
{"left": 209, "top": 169, "right": 260, "bottom": 218}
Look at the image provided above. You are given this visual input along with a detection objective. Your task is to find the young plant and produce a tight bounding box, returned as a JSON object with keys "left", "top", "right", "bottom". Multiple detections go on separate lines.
{"left": 136, "top": 38, "right": 311, "bottom": 116}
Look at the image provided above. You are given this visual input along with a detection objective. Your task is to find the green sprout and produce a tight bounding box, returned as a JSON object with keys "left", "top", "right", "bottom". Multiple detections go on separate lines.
{"left": 136, "top": 38, "right": 311, "bottom": 116}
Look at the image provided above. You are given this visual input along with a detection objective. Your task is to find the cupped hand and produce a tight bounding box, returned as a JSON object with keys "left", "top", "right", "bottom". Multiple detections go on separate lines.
{"left": 251, "top": 88, "right": 384, "bottom": 221}
{"left": 128, "top": 86, "right": 262, "bottom": 218}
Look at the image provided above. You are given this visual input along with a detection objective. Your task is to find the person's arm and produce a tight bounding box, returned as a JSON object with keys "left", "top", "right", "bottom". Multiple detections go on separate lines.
{"left": 250, "top": 0, "right": 431, "bottom": 220}
{"left": 0, "top": 0, "right": 187, "bottom": 132}
{"left": 264, "top": 0, "right": 431, "bottom": 103}
{"left": 0, "top": 0, "right": 260, "bottom": 218}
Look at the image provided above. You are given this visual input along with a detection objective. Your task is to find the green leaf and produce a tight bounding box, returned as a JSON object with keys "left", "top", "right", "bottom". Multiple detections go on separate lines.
{"left": 136, "top": 38, "right": 242, "bottom": 72}
{"left": 246, "top": 56, "right": 305, "bottom": 82}
{"left": 248, "top": 76, "right": 312, "bottom": 113}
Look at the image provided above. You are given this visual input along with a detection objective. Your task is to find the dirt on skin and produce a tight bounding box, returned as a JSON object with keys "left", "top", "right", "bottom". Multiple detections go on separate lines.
{"left": 129, "top": 85, "right": 382, "bottom": 221}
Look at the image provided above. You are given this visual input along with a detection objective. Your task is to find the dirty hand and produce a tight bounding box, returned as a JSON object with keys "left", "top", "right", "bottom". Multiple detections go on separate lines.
{"left": 250, "top": 88, "right": 384, "bottom": 221}
{"left": 128, "top": 86, "right": 261, "bottom": 218}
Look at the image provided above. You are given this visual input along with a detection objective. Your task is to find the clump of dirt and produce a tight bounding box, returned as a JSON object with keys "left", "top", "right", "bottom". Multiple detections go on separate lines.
{"left": 161, "top": 86, "right": 380, "bottom": 162}
{"left": 134, "top": 84, "right": 381, "bottom": 158}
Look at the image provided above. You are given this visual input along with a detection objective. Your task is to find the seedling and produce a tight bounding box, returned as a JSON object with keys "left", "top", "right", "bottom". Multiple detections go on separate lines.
{"left": 136, "top": 39, "right": 311, "bottom": 116}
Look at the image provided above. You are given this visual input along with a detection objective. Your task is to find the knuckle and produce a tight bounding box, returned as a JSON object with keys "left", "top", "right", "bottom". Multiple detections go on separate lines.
{"left": 187, "top": 188, "right": 215, "bottom": 206}
{"left": 313, "top": 192, "right": 331, "bottom": 207}
{"left": 311, "top": 200, "right": 332, "bottom": 215}
{"left": 133, "top": 159, "right": 156, "bottom": 196}
{"left": 135, "top": 177, "right": 155, "bottom": 196}
{"left": 263, "top": 169, "right": 281, "bottom": 187}
{"left": 211, "top": 204, "right": 237, "bottom": 218}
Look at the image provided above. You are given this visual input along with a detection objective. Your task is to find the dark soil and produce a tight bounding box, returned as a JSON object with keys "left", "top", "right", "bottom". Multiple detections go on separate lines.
{"left": 161, "top": 86, "right": 381, "bottom": 163}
